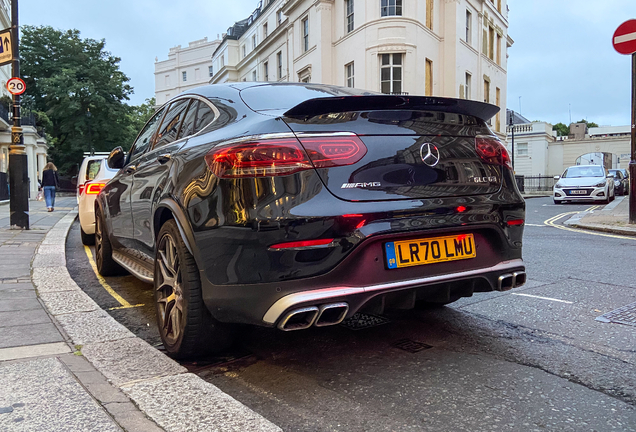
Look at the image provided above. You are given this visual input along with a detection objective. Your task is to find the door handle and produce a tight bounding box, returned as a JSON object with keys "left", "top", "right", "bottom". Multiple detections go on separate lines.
{"left": 125, "top": 164, "right": 138, "bottom": 174}
{"left": 157, "top": 154, "right": 172, "bottom": 164}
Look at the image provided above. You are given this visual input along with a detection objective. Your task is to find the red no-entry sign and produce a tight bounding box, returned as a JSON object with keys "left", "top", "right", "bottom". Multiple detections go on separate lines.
{"left": 613, "top": 19, "right": 636, "bottom": 55}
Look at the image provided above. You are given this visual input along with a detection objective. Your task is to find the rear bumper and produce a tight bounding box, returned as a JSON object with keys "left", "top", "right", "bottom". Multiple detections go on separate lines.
{"left": 262, "top": 258, "right": 526, "bottom": 325}
{"left": 78, "top": 195, "right": 97, "bottom": 234}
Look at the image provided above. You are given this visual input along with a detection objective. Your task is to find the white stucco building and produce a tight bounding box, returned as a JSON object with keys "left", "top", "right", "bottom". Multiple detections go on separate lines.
{"left": 154, "top": 37, "right": 222, "bottom": 104}
{"left": 0, "top": 0, "right": 48, "bottom": 201}
{"left": 211, "top": 0, "right": 513, "bottom": 137}
{"left": 505, "top": 110, "right": 631, "bottom": 179}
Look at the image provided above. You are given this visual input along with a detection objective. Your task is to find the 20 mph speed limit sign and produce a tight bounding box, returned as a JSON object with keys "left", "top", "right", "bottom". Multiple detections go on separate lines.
{"left": 6, "top": 77, "right": 25, "bottom": 95}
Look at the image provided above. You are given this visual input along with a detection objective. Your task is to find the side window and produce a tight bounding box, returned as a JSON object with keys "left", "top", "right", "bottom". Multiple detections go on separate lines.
{"left": 176, "top": 100, "right": 199, "bottom": 140}
{"left": 193, "top": 102, "right": 216, "bottom": 134}
{"left": 130, "top": 108, "right": 165, "bottom": 160}
{"left": 154, "top": 99, "right": 189, "bottom": 148}
{"left": 85, "top": 160, "right": 101, "bottom": 181}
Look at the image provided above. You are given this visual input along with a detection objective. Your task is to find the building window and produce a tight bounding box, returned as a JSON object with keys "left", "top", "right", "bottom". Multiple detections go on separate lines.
{"left": 252, "top": 34, "right": 257, "bottom": 50}
{"left": 465, "top": 72, "right": 471, "bottom": 99}
{"left": 488, "top": 26, "right": 495, "bottom": 60}
{"left": 346, "top": 62, "right": 354, "bottom": 87}
{"left": 242, "top": 45, "right": 246, "bottom": 58}
{"left": 465, "top": 10, "right": 472, "bottom": 45}
{"left": 264, "top": 61, "right": 269, "bottom": 81}
{"left": 484, "top": 79, "right": 490, "bottom": 103}
{"left": 263, "top": 23, "right": 268, "bottom": 39}
{"left": 346, "top": 0, "right": 354, "bottom": 33}
{"left": 182, "top": 71, "right": 187, "bottom": 82}
{"left": 277, "top": 51, "right": 283, "bottom": 79}
{"left": 496, "top": 33, "right": 502, "bottom": 65}
{"left": 209, "top": 66, "right": 214, "bottom": 77}
{"left": 381, "top": 0, "right": 402, "bottom": 17}
{"left": 426, "top": 0, "right": 433, "bottom": 30}
{"left": 165, "top": 75, "right": 170, "bottom": 87}
{"left": 517, "top": 143, "right": 528, "bottom": 157}
{"left": 277, "top": 10, "right": 282, "bottom": 25}
{"left": 380, "top": 53, "right": 402, "bottom": 94}
{"left": 221, "top": 55, "right": 225, "bottom": 67}
{"left": 252, "top": 70, "right": 257, "bottom": 81}
{"left": 302, "top": 17, "right": 309, "bottom": 52}
{"left": 425, "top": 59, "right": 433, "bottom": 96}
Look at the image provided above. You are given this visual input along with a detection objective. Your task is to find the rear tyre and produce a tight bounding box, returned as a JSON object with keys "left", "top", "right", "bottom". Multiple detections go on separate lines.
{"left": 154, "top": 220, "right": 234, "bottom": 359}
{"left": 95, "top": 207, "right": 123, "bottom": 276}
{"left": 80, "top": 226, "right": 95, "bottom": 246}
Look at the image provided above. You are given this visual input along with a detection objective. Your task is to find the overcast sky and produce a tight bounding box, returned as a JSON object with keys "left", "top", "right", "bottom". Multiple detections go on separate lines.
{"left": 21, "top": 0, "right": 636, "bottom": 127}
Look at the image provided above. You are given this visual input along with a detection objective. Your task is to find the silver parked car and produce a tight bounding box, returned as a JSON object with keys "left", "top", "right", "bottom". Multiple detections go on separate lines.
{"left": 553, "top": 165, "right": 615, "bottom": 204}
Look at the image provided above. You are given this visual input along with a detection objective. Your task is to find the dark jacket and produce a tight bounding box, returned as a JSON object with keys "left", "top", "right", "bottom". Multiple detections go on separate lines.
{"left": 41, "top": 169, "right": 59, "bottom": 188}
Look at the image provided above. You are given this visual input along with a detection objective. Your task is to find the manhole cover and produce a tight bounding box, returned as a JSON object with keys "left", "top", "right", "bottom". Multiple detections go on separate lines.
{"left": 596, "top": 301, "right": 636, "bottom": 327}
{"left": 393, "top": 339, "right": 433, "bottom": 353}
{"left": 340, "top": 312, "right": 390, "bottom": 330}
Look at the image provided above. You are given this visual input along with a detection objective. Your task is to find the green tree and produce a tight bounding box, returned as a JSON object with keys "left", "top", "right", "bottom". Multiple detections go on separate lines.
{"left": 553, "top": 122, "right": 570, "bottom": 137}
{"left": 21, "top": 25, "right": 139, "bottom": 174}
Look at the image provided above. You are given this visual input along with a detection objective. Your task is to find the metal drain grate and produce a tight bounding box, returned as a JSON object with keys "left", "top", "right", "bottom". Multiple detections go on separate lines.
{"left": 393, "top": 339, "right": 433, "bottom": 353}
{"left": 596, "top": 301, "right": 636, "bottom": 327}
{"left": 340, "top": 312, "right": 390, "bottom": 330}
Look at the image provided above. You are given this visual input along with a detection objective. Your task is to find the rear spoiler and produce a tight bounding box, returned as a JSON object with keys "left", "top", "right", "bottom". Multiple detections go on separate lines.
{"left": 284, "top": 95, "right": 500, "bottom": 122}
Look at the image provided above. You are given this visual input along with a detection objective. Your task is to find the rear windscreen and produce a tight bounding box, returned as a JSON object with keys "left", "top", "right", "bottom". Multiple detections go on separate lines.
{"left": 240, "top": 84, "right": 376, "bottom": 112}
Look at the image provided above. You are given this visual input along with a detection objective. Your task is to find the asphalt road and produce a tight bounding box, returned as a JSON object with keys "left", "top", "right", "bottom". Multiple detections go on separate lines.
{"left": 65, "top": 197, "right": 636, "bottom": 431}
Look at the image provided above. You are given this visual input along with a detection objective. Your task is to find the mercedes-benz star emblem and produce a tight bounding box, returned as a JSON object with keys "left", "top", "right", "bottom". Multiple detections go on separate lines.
{"left": 420, "top": 143, "right": 440, "bottom": 167}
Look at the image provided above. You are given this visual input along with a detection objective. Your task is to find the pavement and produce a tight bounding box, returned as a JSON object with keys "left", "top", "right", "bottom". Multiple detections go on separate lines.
{"left": 0, "top": 197, "right": 281, "bottom": 432}
{"left": 564, "top": 195, "right": 636, "bottom": 236}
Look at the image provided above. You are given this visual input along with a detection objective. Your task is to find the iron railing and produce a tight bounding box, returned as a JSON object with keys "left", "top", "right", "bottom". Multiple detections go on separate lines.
{"left": 520, "top": 175, "right": 556, "bottom": 192}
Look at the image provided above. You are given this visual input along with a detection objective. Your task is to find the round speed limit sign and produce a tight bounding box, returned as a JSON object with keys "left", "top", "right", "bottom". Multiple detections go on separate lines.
{"left": 6, "top": 77, "right": 26, "bottom": 96}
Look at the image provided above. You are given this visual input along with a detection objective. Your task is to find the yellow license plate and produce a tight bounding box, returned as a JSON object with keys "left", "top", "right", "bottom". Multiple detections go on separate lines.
{"left": 385, "top": 234, "right": 476, "bottom": 269}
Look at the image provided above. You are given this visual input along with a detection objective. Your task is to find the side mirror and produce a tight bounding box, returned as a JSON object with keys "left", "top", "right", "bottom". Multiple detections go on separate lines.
{"left": 607, "top": 174, "right": 614, "bottom": 178}
{"left": 108, "top": 146, "right": 126, "bottom": 170}
{"left": 553, "top": 175, "right": 560, "bottom": 180}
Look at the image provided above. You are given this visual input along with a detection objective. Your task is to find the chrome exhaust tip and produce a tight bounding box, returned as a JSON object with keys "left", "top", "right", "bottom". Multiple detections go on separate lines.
{"left": 513, "top": 271, "right": 526, "bottom": 288}
{"left": 315, "top": 302, "right": 349, "bottom": 327}
{"left": 277, "top": 306, "right": 319, "bottom": 331}
{"left": 497, "top": 274, "right": 514, "bottom": 291}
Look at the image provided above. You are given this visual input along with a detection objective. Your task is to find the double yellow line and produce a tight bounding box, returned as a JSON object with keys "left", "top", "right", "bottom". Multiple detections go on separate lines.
{"left": 543, "top": 205, "right": 635, "bottom": 240}
{"left": 84, "top": 246, "right": 145, "bottom": 310}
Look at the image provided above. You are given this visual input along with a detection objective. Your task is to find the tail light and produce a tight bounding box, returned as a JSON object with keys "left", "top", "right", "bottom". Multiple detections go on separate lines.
{"left": 475, "top": 136, "right": 511, "bottom": 168}
{"left": 85, "top": 183, "right": 106, "bottom": 194}
{"left": 205, "top": 134, "right": 367, "bottom": 178}
{"left": 269, "top": 238, "right": 335, "bottom": 250}
{"left": 78, "top": 184, "right": 85, "bottom": 195}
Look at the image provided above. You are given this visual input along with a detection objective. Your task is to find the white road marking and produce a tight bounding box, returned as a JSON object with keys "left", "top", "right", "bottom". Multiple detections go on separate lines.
{"left": 615, "top": 31, "right": 636, "bottom": 44}
{"left": 512, "top": 293, "right": 573, "bottom": 304}
{"left": 525, "top": 223, "right": 547, "bottom": 227}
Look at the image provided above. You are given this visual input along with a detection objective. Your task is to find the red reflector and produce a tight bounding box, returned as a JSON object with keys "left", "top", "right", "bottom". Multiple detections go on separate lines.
{"left": 456, "top": 205, "right": 467, "bottom": 213}
{"left": 270, "top": 238, "right": 334, "bottom": 249}
{"left": 342, "top": 214, "right": 363, "bottom": 218}
{"left": 78, "top": 184, "right": 85, "bottom": 195}
{"left": 506, "top": 219, "right": 524, "bottom": 226}
{"left": 85, "top": 183, "right": 106, "bottom": 194}
{"left": 475, "top": 136, "right": 511, "bottom": 168}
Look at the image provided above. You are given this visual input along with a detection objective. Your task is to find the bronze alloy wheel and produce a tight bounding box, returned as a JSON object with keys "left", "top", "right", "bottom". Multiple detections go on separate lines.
{"left": 156, "top": 232, "right": 186, "bottom": 345}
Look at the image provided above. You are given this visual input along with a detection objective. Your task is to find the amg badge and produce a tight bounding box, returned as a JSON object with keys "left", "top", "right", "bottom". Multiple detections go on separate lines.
{"left": 341, "top": 182, "right": 382, "bottom": 189}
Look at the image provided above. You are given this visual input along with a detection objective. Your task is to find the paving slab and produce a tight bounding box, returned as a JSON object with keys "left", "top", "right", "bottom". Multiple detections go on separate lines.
{"left": 82, "top": 337, "right": 186, "bottom": 387}
{"left": 0, "top": 297, "right": 43, "bottom": 312}
{"left": 0, "top": 309, "right": 54, "bottom": 327}
{"left": 0, "top": 342, "right": 71, "bottom": 361}
{"left": 0, "top": 322, "right": 65, "bottom": 349}
{"left": 123, "top": 374, "right": 282, "bottom": 432}
{"left": 0, "top": 357, "right": 121, "bottom": 432}
{"left": 55, "top": 309, "right": 135, "bottom": 345}
{"left": 39, "top": 290, "right": 99, "bottom": 315}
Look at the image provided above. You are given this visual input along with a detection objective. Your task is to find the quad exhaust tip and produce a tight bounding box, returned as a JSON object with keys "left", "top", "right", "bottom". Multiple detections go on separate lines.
{"left": 278, "top": 303, "right": 350, "bottom": 331}
{"left": 497, "top": 271, "right": 527, "bottom": 291}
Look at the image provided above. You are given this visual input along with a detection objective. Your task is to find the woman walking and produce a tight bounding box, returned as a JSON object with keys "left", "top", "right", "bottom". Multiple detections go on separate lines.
{"left": 41, "top": 162, "right": 59, "bottom": 212}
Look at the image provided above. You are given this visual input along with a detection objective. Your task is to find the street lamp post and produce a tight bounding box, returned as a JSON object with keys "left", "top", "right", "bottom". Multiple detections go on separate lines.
{"left": 8, "top": 0, "right": 28, "bottom": 229}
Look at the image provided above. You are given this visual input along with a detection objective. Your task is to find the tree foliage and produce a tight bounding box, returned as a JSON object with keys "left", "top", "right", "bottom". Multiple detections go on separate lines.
{"left": 553, "top": 122, "right": 570, "bottom": 137}
{"left": 21, "top": 26, "right": 151, "bottom": 175}
{"left": 576, "top": 119, "right": 599, "bottom": 129}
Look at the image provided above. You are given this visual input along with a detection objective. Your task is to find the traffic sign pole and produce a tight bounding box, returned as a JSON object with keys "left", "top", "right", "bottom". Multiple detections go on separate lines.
{"left": 630, "top": 52, "right": 636, "bottom": 224}
{"left": 8, "top": 0, "right": 28, "bottom": 229}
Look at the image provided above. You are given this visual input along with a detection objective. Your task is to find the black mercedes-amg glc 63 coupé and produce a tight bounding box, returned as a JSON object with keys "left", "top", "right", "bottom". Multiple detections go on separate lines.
{"left": 95, "top": 83, "right": 526, "bottom": 358}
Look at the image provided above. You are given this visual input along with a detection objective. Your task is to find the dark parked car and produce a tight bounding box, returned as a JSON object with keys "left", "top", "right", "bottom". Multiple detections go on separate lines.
{"left": 95, "top": 83, "right": 526, "bottom": 358}
{"left": 609, "top": 169, "right": 629, "bottom": 196}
